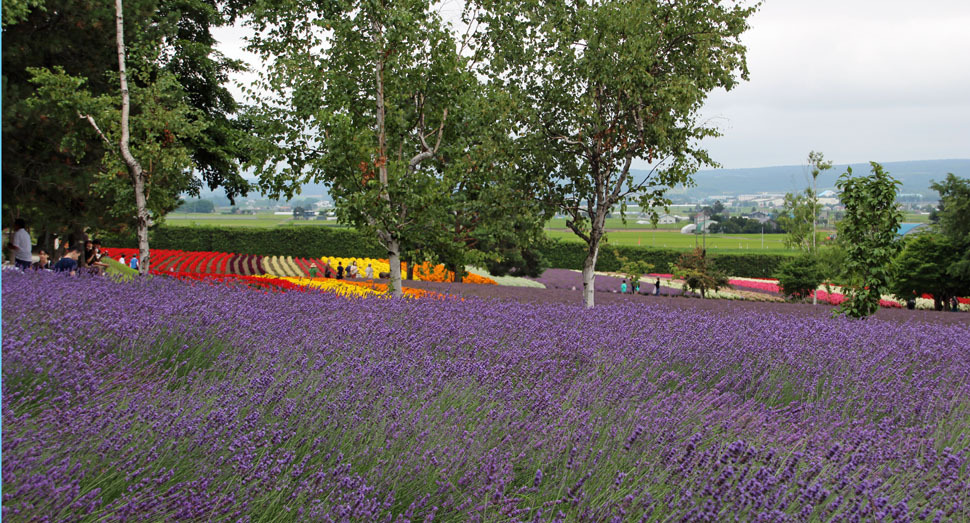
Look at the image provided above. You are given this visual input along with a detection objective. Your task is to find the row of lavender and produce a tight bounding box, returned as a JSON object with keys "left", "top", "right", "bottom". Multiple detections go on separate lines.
{"left": 3, "top": 270, "right": 968, "bottom": 521}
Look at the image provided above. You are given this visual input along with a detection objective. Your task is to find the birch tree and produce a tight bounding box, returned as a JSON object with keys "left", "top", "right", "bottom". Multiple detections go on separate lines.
{"left": 471, "top": 0, "right": 758, "bottom": 307}
{"left": 10, "top": 0, "right": 248, "bottom": 257}
{"left": 244, "top": 0, "right": 467, "bottom": 297}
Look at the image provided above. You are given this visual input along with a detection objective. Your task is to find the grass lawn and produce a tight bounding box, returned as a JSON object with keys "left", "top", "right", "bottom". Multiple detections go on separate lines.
{"left": 545, "top": 228, "right": 795, "bottom": 253}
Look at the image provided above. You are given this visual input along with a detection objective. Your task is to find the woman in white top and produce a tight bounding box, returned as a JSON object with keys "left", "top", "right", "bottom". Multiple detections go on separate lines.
{"left": 10, "top": 218, "right": 32, "bottom": 270}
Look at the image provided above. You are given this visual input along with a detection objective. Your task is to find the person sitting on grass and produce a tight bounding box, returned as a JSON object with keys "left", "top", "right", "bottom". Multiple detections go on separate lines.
{"left": 86, "top": 240, "right": 109, "bottom": 275}
{"left": 84, "top": 240, "right": 97, "bottom": 266}
{"left": 53, "top": 248, "right": 80, "bottom": 275}
{"left": 32, "top": 250, "right": 53, "bottom": 271}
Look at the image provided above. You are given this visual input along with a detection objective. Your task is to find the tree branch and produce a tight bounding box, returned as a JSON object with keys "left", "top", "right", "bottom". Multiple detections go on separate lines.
{"left": 78, "top": 112, "right": 112, "bottom": 147}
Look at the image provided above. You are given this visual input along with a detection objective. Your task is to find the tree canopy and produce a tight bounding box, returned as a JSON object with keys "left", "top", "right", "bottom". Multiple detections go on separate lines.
{"left": 835, "top": 162, "right": 902, "bottom": 318}
{"left": 469, "top": 0, "right": 758, "bottom": 307}
{"left": 3, "top": 0, "right": 250, "bottom": 250}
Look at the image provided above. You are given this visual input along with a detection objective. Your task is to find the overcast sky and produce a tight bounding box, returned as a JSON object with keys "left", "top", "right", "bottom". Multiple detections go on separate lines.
{"left": 691, "top": 0, "right": 970, "bottom": 169}
{"left": 214, "top": 0, "right": 970, "bottom": 170}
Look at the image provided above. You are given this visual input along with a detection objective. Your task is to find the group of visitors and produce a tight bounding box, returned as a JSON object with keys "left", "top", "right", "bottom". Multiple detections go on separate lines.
{"left": 4, "top": 218, "right": 138, "bottom": 276}
{"left": 620, "top": 277, "right": 663, "bottom": 296}
{"left": 308, "top": 259, "right": 375, "bottom": 280}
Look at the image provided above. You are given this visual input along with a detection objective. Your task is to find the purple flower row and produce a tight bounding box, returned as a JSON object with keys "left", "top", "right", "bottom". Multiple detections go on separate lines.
{"left": 528, "top": 268, "right": 684, "bottom": 295}
{"left": 2, "top": 270, "right": 968, "bottom": 521}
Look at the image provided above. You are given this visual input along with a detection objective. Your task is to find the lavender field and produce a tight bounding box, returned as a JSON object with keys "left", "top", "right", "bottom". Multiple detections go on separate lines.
{"left": 3, "top": 270, "right": 969, "bottom": 521}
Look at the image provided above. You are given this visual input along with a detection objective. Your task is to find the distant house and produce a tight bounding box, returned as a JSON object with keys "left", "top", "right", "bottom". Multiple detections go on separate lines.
{"left": 681, "top": 221, "right": 717, "bottom": 234}
{"left": 744, "top": 211, "right": 772, "bottom": 224}
{"left": 753, "top": 197, "right": 785, "bottom": 208}
{"left": 817, "top": 197, "right": 840, "bottom": 206}
{"left": 657, "top": 214, "right": 679, "bottom": 224}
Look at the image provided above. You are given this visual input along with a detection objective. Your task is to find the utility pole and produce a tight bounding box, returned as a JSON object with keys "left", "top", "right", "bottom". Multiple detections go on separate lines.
{"left": 702, "top": 215, "right": 707, "bottom": 254}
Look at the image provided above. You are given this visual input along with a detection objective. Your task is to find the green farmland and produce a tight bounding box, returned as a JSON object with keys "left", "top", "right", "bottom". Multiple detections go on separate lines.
{"left": 164, "top": 212, "right": 798, "bottom": 253}
{"left": 545, "top": 228, "right": 795, "bottom": 253}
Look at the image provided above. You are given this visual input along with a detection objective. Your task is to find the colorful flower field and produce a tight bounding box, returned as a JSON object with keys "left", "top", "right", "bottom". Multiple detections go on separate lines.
{"left": 106, "top": 247, "right": 495, "bottom": 297}
{"left": 4, "top": 270, "right": 969, "bottom": 520}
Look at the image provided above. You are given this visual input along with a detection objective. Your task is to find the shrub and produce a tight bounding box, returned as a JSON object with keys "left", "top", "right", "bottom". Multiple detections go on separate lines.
{"left": 673, "top": 249, "right": 729, "bottom": 298}
{"left": 775, "top": 254, "right": 823, "bottom": 301}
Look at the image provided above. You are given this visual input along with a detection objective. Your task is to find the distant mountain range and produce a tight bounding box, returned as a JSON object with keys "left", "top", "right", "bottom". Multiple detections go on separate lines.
{"left": 650, "top": 159, "right": 970, "bottom": 199}
{"left": 197, "top": 159, "right": 969, "bottom": 204}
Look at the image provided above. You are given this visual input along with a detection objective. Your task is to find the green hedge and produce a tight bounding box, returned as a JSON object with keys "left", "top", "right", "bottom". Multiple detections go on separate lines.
{"left": 103, "top": 226, "right": 386, "bottom": 259}
{"left": 538, "top": 240, "right": 793, "bottom": 278}
{"left": 104, "top": 226, "right": 792, "bottom": 278}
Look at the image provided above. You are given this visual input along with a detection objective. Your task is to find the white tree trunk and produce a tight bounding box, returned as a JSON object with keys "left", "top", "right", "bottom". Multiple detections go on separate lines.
{"left": 387, "top": 238, "right": 403, "bottom": 299}
{"left": 133, "top": 176, "right": 151, "bottom": 274}
{"left": 115, "top": 0, "right": 150, "bottom": 275}
{"left": 581, "top": 244, "right": 599, "bottom": 309}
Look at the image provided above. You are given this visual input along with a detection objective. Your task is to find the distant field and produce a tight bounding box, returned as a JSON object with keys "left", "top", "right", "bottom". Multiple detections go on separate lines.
{"left": 902, "top": 213, "right": 932, "bottom": 223}
{"left": 165, "top": 213, "right": 342, "bottom": 228}
{"left": 165, "top": 213, "right": 795, "bottom": 253}
{"left": 545, "top": 217, "right": 683, "bottom": 230}
{"left": 545, "top": 229, "right": 795, "bottom": 253}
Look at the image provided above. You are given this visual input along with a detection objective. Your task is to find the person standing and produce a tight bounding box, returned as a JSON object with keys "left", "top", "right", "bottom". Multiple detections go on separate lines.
{"left": 654, "top": 278, "right": 661, "bottom": 296}
{"left": 129, "top": 254, "right": 139, "bottom": 271}
{"left": 118, "top": 254, "right": 126, "bottom": 266}
{"left": 336, "top": 262, "right": 344, "bottom": 279}
{"left": 9, "top": 218, "right": 33, "bottom": 270}
{"left": 365, "top": 263, "right": 374, "bottom": 279}
{"left": 349, "top": 260, "right": 358, "bottom": 279}
{"left": 620, "top": 279, "right": 627, "bottom": 294}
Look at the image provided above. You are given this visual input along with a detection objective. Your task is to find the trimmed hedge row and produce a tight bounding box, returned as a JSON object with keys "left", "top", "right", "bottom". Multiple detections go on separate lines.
{"left": 103, "top": 226, "right": 386, "bottom": 259}
{"left": 540, "top": 240, "right": 793, "bottom": 278}
{"left": 104, "top": 226, "right": 792, "bottom": 278}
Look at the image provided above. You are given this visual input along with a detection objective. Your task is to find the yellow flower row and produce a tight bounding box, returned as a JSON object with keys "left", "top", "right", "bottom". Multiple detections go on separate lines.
{"left": 280, "top": 276, "right": 386, "bottom": 298}
{"left": 262, "top": 275, "right": 440, "bottom": 299}
{"left": 320, "top": 256, "right": 497, "bottom": 285}
{"left": 319, "top": 257, "right": 388, "bottom": 277}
